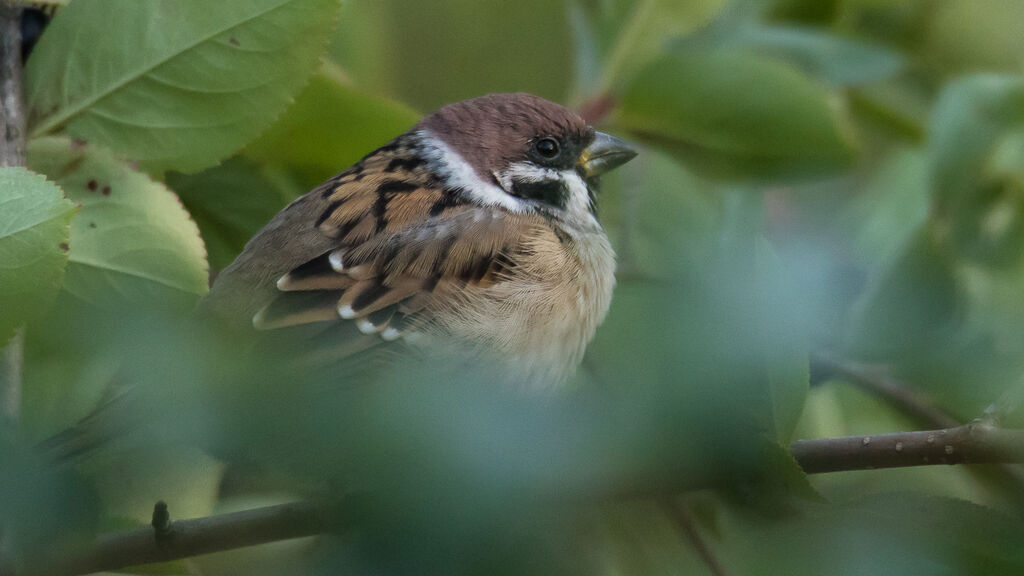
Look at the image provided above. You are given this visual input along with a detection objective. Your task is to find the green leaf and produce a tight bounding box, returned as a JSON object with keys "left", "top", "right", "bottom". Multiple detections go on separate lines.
{"left": 26, "top": 137, "right": 208, "bottom": 309}
{"left": 0, "top": 436, "right": 100, "bottom": 568}
{"left": 929, "top": 75, "right": 1024, "bottom": 209}
{"left": 597, "top": 148, "right": 718, "bottom": 278}
{"left": 80, "top": 445, "right": 224, "bottom": 525}
{"left": 715, "top": 25, "right": 903, "bottom": 86}
{"left": 328, "top": 0, "right": 572, "bottom": 113}
{"left": 595, "top": 0, "right": 729, "bottom": 92}
{"left": 843, "top": 149, "right": 930, "bottom": 268}
{"left": 928, "top": 75, "right": 1024, "bottom": 268}
{"left": 768, "top": 0, "right": 842, "bottom": 24}
{"left": 617, "top": 50, "right": 855, "bottom": 180}
{"left": 848, "top": 227, "right": 961, "bottom": 360}
{"left": 167, "top": 157, "right": 300, "bottom": 271}
{"left": 758, "top": 239, "right": 809, "bottom": 443}
{"left": 728, "top": 493, "right": 1024, "bottom": 575}
{"left": 244, "top": 65, "right": 422, "bottom": 189}
{"left": 0, "top": 167, "right": 76, "bottom": 343}
{"left": 25, "top": 0, "right": 342, "bottom": 174}
{"left": 724, "top": 440, "right": 821, "bottom": 519}
{"left": 924, "top": 0, "right": 1024, "bottom": 74}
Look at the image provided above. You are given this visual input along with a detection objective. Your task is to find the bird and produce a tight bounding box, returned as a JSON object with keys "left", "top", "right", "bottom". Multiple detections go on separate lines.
{"left": 200, "top": 92, "right": 637, "bottom": 385}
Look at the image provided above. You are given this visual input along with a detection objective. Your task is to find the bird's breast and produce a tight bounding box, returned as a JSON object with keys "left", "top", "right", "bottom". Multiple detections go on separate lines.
{"left": 430, "top": 226, "right": 616, "bottom": 385}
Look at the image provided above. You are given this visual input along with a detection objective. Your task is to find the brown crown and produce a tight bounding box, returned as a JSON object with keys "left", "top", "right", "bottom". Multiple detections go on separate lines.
{"left": 416, "top": 93, "right": 589, "bottom": 181}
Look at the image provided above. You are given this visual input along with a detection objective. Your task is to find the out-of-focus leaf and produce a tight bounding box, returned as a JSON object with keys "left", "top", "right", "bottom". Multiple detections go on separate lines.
{"left": 25, "top": 0, "right": 341, "bottom": 174}
{"left": 597, "top": 148, "right": 718, "bottom": 278}
{"left": 21, "top": 303, "right": 119, "bottom": 442}
{"left": 847, "top": 76, "right": 930, "bottom": 144}
{"left": 0, "top": 436, "right": 99, "bottom": 569}
{"left": 834, "top": 0, "right": 935, "bottom": 52}
{"left": 769, "top": 0, "right": 842, "bottom": 24}
{"left": 843, "top": 149, "right": 930, "bottom": 268}
{"left": 924, "top": 0, "right": 1024, "bottom": 74}
{"left": 167, "top": 157, "right": 300, "bottom": 271}
{"left": 568, "top": 1, "right": 604, "bottom": 102}
{"left": 329, "top": 0, "right": 573, "bottom": 112}
{"left": 758, "top": 240, "right": 809, "bottom": 443}
{"left": 244, "top": 66, "right": 421, "bottom": 189}
{"left": 79, "top": 445, "right": 224, "bottom": 524}
{"left": 0, "top": 167, "right": 75, "bottom": 343}
{"left": 986, "top": 130, "right": 1024, "bottom": 181}
{"left": 596, "top": 0, "right": 728, "bottom": 91}
{"left": 596, "top": 500, "right": 718, "bottom": 576}
{"left": 729, "top": 441, "right": 820, "bottom": 514}
{"left": 617, "top": 50, "right": 855, "bottom": 180}
{"left": 722, "top": 25, "right": 903, "bottom": 86}
{"left": 848, "top": 227, "right": 961, "bottom": 360}
{"left": 929, "top": 75, "right": 1024, "bottom": 269}
{"left": 962, "top": 262, "right": 1024, "bottom": 389}
{"left": 26, "top": 137, "right": 208, "bottom": 308}
{"left": 115, "top": 561, "right": 192, "bottom": 576}
{"left": 725, "top": 493, "right": 1024, "bottom": 575}
{"left": 929, "top": 75, "right": 1024, "bottom": 207}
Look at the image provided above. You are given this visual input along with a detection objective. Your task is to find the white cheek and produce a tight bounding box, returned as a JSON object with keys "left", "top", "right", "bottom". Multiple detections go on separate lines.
{"left": 416, "top": 130, "right": 527, "bottom": 213}
{"left": 559, "top": 169, "right": 594, "bottom": 217}
{"left": 502, "top": 162, "right": 560, "bottom": 185}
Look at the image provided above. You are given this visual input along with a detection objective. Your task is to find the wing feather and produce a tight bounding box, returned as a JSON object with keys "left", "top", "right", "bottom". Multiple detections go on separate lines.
{"left": 246, "top": 142, "right": 550, "bottom": 363}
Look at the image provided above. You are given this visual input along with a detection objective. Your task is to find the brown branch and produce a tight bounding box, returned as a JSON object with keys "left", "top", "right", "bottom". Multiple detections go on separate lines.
{"left": 810, "top": 352, "right": 1024, "bottom": 512}
{"left": 791, "top": 421, "right": 1024, "bottom": 474}
{"left": 0, "top": 501, "right": 337, "bottom": 576}
{"left": 0, "top": 0, "right": 26, "bottom": 427}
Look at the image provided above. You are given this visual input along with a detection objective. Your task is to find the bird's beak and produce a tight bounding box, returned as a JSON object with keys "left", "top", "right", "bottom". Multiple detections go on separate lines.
{"left": 578, "top": 131, "right": 638, "bottom": 179}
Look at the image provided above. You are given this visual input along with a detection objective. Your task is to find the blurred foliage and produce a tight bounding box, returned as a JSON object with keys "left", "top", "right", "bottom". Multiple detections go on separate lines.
{"left": 3, "top": 0, "right": 1024, "bottom": 574}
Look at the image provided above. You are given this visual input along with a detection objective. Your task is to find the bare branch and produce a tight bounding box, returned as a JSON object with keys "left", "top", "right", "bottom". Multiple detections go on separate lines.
{"left": 791, "top": 421, "right": 1024, "bottom": 474}
{"left": 0, "top": 501, "right": 337, "bottom": 576}
{"left": 811, "top": 352, "right": 1024, "bottom": 512}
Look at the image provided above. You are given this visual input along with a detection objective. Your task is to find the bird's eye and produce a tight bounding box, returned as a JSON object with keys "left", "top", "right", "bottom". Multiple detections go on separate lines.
{"left": 535, "top": 137, "right": 560, "bottom": 158}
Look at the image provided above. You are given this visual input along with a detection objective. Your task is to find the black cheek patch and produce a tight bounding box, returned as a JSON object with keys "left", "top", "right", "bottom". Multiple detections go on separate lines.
{"left": 510, "top": 178, "right": 569, "bottom": 209}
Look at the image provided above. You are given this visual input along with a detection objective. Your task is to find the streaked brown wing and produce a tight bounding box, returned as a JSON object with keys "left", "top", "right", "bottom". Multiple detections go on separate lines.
{"left": 254, "top": 204, "right": 531, "bottom": 341}
{"left": 226, "top": 139, "right": 544, "bottom": 362}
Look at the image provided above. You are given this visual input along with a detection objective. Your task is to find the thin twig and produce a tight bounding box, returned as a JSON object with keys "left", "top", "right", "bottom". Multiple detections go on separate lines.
{"left": 810, "top": 351, "right": 959, "bottom": 429}
{"left": 662, "top": 497, "right": 732, "bottom": 576}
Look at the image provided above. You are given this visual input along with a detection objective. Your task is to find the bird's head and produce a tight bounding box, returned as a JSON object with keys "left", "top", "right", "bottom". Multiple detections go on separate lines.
{"left": 415, "top": 92, "right": 637, "bottom": 223}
